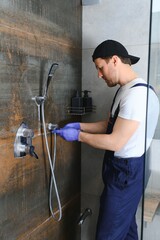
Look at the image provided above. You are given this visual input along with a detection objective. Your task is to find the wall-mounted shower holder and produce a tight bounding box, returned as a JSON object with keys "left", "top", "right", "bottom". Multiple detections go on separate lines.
{"left": 14, "top": 122, "right": 38, "bottom": 159}
{"left": 47, "top": 123, "right": 58, "bottom": 131}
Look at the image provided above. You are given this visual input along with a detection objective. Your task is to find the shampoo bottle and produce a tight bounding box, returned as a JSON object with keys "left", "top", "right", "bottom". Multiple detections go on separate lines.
{"left": 71, "top": 90, "right": 83, "bottom": 113}
{"left": 82, "top": 90, "right": 92, "bottom": 112}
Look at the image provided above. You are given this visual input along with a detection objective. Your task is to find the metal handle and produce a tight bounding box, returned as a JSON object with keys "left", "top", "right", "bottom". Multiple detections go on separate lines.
{"left": 29, "top": 145, "right": 39, "bottom": 159}
{"left": 77, "top": 208, "right": 92, "bottom": 225}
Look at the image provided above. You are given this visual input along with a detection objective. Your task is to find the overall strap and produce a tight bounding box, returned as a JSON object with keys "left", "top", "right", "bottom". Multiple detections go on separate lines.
{"left": 110, "top": 82, "right": 155, "bottom": 120}
{"left": 130, "top": 83, "right": 156, "bottom": 93}
{"left": 110, "top": 87, "right": 120, "bottom": 113}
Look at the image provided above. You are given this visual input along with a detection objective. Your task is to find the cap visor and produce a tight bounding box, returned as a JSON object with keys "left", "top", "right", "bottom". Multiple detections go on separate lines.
{"left": 129, "top": 55, "right": 140, "bottom": 65}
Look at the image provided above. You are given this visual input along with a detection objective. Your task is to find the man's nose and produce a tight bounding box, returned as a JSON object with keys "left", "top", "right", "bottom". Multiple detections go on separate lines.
{"left": 98, "top": 70, "right": 103, "bottom": 78}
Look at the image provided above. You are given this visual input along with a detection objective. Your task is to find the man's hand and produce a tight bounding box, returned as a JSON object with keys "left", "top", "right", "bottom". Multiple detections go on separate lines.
{"left": 63, "top": 122, "right": 80, "bottom": 130}
{"left": 53, "top": 128, "right": 80, "bottom": 141}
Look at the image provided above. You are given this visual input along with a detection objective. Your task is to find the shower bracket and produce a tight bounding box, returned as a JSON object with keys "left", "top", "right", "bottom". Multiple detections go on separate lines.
{"left": 47, "top": 123, "right": 58, "bottom": 131}
{"left": 32, "top": 96, "right": 45, "bottom": 106}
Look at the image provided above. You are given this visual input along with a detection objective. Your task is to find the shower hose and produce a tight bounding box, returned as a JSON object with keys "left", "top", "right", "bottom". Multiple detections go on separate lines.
{"left": 41, "top": 101, "right": 62, "bottom": 221}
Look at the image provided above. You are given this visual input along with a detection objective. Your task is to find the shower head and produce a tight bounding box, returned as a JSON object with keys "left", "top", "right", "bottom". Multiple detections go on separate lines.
{"left": 43, "top": 63, "right": 59, "bottom": 98}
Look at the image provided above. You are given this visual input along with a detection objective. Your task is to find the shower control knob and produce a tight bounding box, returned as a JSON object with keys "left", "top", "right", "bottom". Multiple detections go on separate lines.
{"left": 22, "top": 128, "right": 34, "bottom": 138}
{"left": 29, "top": 145, "right": 39, "bottom": 159}
{"left": 14, "top": 122, "right": 38, "bottom": 159}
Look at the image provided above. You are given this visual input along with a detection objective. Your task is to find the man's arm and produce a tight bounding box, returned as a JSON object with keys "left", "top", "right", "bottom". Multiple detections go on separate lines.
{"left": 80, "top": 120, "right": 108, "bottom": 134}
{"left": 79, "top": 117, "right": 140, "bottom": 151}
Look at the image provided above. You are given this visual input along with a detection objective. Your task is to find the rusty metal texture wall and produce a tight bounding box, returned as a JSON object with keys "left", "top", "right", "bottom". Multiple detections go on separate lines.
{"left": 0, "top": 0, "right": 82, "bottom": 239}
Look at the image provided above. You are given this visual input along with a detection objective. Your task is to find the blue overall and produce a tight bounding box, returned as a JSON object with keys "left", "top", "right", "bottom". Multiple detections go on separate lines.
{"left": 96, "top": 84, "right": 154, "bottom": 240}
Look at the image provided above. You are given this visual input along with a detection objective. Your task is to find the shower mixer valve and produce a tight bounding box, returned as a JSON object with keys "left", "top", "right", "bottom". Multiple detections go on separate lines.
{"left": 14, "top": 122, "right": 38, "bottom": 159}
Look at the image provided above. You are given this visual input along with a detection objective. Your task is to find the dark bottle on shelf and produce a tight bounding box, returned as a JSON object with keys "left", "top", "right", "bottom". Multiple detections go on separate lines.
{"left": 82, "top": 90, "right": 92, "bottom": 112}
{"left": 71, "top": 90, "right": 83, "bottom": 113}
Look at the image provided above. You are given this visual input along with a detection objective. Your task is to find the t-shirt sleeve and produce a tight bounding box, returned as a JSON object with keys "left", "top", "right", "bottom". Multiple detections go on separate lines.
{"left": 118, "top": 88, "right": 147, "bottom": 121}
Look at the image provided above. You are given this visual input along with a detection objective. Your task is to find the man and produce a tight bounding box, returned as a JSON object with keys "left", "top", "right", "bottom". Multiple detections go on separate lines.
{"left": 53, "top": 40, "right": 159, "bottom": 239}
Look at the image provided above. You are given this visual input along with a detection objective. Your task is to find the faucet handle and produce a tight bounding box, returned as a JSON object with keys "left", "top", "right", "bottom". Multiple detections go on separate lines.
{"left": 22, "top": 128, "right": 34, "bottom": 138}
{"left": 29, "top": 145, "right": 39, "bottom": 159}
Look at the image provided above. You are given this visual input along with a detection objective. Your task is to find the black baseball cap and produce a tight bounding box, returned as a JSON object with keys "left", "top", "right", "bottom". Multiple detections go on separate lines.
{"left": 92, "top": 40, "right": 140, "bottom": 65}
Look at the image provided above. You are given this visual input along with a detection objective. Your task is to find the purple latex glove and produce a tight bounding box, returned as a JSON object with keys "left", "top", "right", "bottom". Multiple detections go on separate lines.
{"left": 64, "top": 122, "right": 80, "bottom": 130}
{"left": 53, "top": 128, "right": 80, "bottom": 141}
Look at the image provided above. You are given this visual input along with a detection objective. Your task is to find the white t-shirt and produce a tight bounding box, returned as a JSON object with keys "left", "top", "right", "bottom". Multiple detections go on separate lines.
{"left": 111, "top": 78, "right": 159, "bottom": 158}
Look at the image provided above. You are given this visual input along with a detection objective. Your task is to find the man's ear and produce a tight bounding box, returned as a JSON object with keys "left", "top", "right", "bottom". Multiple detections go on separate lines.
{"left": 112, "top": 55, "right": 119, "bottom": 65}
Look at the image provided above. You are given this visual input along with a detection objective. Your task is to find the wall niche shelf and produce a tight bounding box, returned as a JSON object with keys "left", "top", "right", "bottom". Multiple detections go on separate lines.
{"left": 66, "top": 106, "right": 96, "bottom": 116}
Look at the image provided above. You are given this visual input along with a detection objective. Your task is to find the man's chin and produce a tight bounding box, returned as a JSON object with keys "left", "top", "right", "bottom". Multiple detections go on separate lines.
{"left": 106, "top": 82, "right": 116, "bottom": 87}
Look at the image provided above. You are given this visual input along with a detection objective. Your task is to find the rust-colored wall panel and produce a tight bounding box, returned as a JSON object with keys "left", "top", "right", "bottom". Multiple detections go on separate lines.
{"left": 0, "top": 0, "right": 82, "bottom": 239}
{"left": 17, "top": 195, "right": 80, "bottom": 240}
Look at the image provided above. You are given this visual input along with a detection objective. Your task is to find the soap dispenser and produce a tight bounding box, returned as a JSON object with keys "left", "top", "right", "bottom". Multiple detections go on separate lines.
{"left": 71, "top": 90, "right": 83, "bottom": 113}
{"left": 82, "top": 90, "right": 92, "bottom": 112}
